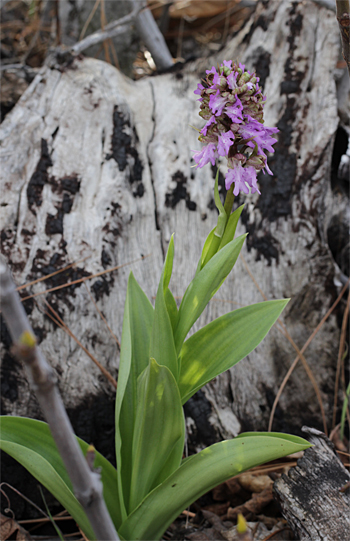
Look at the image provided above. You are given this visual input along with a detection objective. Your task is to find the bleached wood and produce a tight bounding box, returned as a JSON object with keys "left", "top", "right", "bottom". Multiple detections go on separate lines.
{"left": 0, "top": 0, "right": 346, "bottom": 444}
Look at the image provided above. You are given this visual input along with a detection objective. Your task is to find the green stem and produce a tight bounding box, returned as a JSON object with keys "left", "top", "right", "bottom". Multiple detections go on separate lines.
{"left": 223, "top": 183, "right": 235, "bottom": 217}
{"left": 202, "top": 172, "right": 235, "bottom": 268}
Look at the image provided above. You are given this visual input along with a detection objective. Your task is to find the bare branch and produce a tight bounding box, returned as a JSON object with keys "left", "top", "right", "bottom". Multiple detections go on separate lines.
{"left": 131, "top": 0, "right": 173, "bottom": 70}
{"left": 336, "top": 0, "right": 350, "bottom": 75}
{"left": 0, "top": 256, "right": 120, "bottom": 541}
{"left": 71, "top": 4, "right": 141, "bottom": 55}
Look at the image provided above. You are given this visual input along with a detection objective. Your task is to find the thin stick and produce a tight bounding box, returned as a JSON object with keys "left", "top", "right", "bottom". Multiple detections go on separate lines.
{"left": 332, "top": 288, "right": 350, "bottom": 428}
{"left": 20, "top": 254, "right": 150, "bottom": 302}
{"left": 16, "top": 256, "right": 89, "bottom": 291}
{"left": 71, "top": 3, "right": 141, "bottom": 55}
{"left": 42, "top": 299, "right": 118, "bottom": 388}
{"left": 79, "top": 0, "right": 101, "bottom": 41}
{"left": 108, "top": 37, "right": 120, "bottom": 68}
{"left": 269, "top": 279, "right": 350, "bottom": 431}
{"left": 337, "top": 450, "right": 350, "bottom": 457}
{"left": 0, "top": 256, "right": 119, "bottom": 541}
{"left": 240, "top": 253, "right": 328, "bottom": 434}
{"left": 100, "top": 0, "right": 111, "bottom": 65}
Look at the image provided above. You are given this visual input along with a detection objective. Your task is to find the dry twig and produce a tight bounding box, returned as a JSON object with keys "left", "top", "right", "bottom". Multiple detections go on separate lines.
{"left": 239, "top": 253, "right": 328, "bottom": 434}
{"left": 71, "top": 3, "right": 141, "bottom": 55}
{"left": 269, "top": 279, "right": 350, "bottom": 431}
{"left": 0, "top": 256, "right": 119, "bottom": 541}
{"left": 332, "top": 288, "right": 350, "bottom": 428}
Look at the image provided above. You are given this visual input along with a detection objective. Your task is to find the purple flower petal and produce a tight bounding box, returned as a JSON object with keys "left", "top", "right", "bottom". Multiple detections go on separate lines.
{"left": 209, "top": 89, "right": 228, "bottom": 116}
{"left": 225, "top": 97, "right": 243, "bottom": 123}
{"left": 222, "top": 60, "right": 232, "bottom": 69}
{"left": 217, "top": 130, "right": 235, "bottom": 157}
{"left": 193, "top": 143, "right": 218, "bottom": 168}
{"left": 243, "top": 166, "right": 260, "bottom": 194}
{"left": 206, "top": 66, "right": 217, "bottom": 76}
{"left": 225, "top": 165, "right": 250, "bottom": 196}
{"left": 225, "top": 163, "right": 260, "bottom": 196}
{"left": 200, "top": 115, "right": 216, "bottom": 136}
{"left": 194, "top": 83, "right": 204, "bottom": 96}
{"left": 227, "top": 71, "right": 238, "bottom": 90}
{"left": 239, "top": 120, "right": 278, "bottom": 156}
{"left": 263, "top": 161, "right": 273, "bottom": 175}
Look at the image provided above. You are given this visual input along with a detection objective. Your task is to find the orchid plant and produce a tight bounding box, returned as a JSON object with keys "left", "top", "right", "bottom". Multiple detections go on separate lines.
{"left": 0, "top": 61, "right": 311, "bottom": 541}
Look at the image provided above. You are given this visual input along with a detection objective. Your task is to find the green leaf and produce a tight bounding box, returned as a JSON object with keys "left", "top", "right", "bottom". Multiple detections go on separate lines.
{"left": 0, "top": 417, "right": 120, "bottom": 539}
{"left": 129, "top": 359, "right": 185, "bottom": 513}
{"left": 196, "top": 226, "right": 216, "bottom": 274}
{"left": 174, "top": 234, "right": 247, "bottom": 354}
{"left": 213, "top": 169, "right": 227, "bottom": 238}
{"left": 178, "top": 299, "right": 288, "bottom": 404}
{"left": 115, "top": 273, "right": 154, "bottom": 519}
{"left": 218, "top": 204, "right": 244, "bottom": 250}
{"left": 119, "top": 433, "right": 312, "bottom": 541}
{"left": 165, "top": 288, "right": 178, "bottom": 332}
{"left": 201, "top": 171, "right": 228, "bottom": 268}
{"left": 150, "top": 235, "right": 178, "bottom": 380}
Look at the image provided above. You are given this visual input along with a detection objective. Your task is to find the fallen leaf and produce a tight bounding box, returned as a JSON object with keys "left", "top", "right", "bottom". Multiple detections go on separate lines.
{"left": 227, "top": 486, "right": 274, "bottom": 520}
{"left": 237, "top": 474, "right": 273, "bottom": 494}
{"left": 0, "top": 514, "right": 33, "bottom": 541}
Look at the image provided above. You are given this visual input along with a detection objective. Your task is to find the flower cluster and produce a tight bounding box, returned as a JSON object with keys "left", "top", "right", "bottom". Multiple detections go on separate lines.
{"left": 193, "top": 60, "right": 278, "bottom": 196}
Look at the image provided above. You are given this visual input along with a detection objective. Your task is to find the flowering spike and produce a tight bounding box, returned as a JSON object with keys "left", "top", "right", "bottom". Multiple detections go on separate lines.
{"left": 192, "top": 60, "right": 278, "bottom": 196}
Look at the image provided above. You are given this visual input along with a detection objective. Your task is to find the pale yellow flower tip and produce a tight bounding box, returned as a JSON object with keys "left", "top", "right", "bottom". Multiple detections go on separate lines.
{"left": 19, "top": 330, "right": 37, "bottom": 348}
{"left": 87, "top": 444, "right": 96, "bottom": 453}
{"left": 237, "top": 513, "right": 248, "bottom": 534}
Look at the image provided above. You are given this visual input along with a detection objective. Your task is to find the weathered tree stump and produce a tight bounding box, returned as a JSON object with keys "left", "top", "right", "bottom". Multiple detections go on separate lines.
{"left": 0, "top": 0, "right": 348, "bottom": 454}
{"left": 274, "top": 427, "right": 350, "bottom": 540}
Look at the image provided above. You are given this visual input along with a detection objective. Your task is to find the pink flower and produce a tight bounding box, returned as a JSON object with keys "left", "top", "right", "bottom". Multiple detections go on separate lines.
{"left": 193, "top": 143, "right": 218, "bottom": 168}
{"left": 239, "top": 120, "right": 278, "bottom": 157}
{"left": 217, "top": 131, "right": 235, "bottom": 156}
{"left": 200, "top": 115, "right": 216, "bottom": 136}
{"left": 225, "top": 164, "right": 250, "bottom": 196}
{"left": 209, "top": 90, "right": 228, "bottom": 116}
{"left": 225, "top": 97, "right": 243, "bottom": 123}
{"left": 194, "top": 83, "right": 205, "bottom": 101}
{"left": 227, "top": 71, "right": 238, "bottom": 90}
{"left": 225, "top": 164, "right": 260, "bottom": 196}
{"left": 193, "top": 60, "right": 279, "bottom": 195}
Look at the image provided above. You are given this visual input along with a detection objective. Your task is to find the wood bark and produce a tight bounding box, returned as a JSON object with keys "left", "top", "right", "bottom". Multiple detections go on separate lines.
{"left": 274, "top": 427, "right": 350, "bottom": 540}
{"left": 0, "top": 0, "right": 348, "bottom": 457}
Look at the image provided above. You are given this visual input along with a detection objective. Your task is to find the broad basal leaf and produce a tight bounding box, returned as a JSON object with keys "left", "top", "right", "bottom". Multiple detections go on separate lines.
{"left": 115, "top": 272, "right": 154, "bottom": 520}
{"left": 0, "top": 417, "right": 120, "bottom": 539}
{"left": 128, "top": 359, "right": 185, "bottom": 513}
{"left": 178, "top": 299, "right": 288, "bottom": 404}
{"left": 119, "top": 433, "right": 312, "bottom": 541}
{"left": 150, "top": 236, "right": 178, "bottom": 380}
